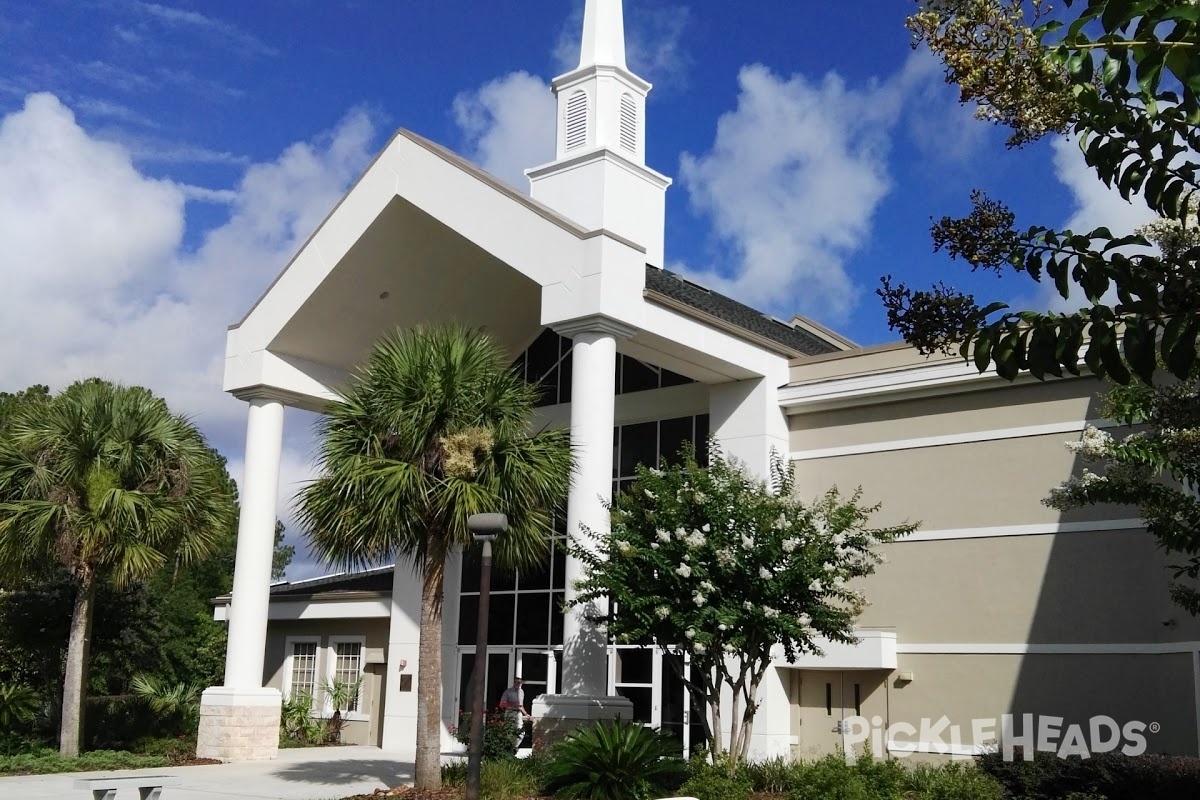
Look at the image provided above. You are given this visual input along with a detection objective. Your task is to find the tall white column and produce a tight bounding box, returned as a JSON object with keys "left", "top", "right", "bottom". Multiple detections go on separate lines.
{"left": 559, "top": 319, "right": 627, "bottom": 696}
{"left": 197, "top": 394, "right": 286, "bottom": 761}
{"left": 224, "top": 396, "right": 286, "bottom": 688}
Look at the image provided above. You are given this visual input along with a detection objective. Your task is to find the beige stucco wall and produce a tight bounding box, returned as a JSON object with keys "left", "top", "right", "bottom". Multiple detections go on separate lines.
{"left": 789, "top": 378, "right": 1104, "bottom": 452}
{"left": 885, "top": 653, "right": 1197, "bottom": 757}
{"left": 264, "top": 616, "right": 391, "bottom": 747}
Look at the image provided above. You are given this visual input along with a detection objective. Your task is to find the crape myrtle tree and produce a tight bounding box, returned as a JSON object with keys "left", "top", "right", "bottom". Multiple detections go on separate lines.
{"left": 569, "top": 446, "right": 915, "bottom": 766}
{"left": 879, "top": 0, "right": 1200, "bottom": 385}
{"left": 881, "top": 1, "right": 1200, "bottom": 616}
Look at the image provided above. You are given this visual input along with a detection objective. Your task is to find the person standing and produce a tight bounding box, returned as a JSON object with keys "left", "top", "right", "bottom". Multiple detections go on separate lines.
{"left": 498, "top": 676, "right": 532, "bottom": 749}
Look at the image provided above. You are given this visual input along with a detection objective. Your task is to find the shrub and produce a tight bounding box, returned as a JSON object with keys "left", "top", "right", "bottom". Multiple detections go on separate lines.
{"left": 744, "top": 755, "right": 803, "bottom": 793}
{"left": 454, "top": 708, "right": 521, "bottom": 762}
{"left": 977, "top": 747, "right": 1200, "bottom": 800}
{"left": 441, "top": 758, "right": 468, "bottom": 785}
{"left": 905, "top": 762, "right": 1002, "bottom": 800}
{"left": 480, "top": 757, "right": 539, "bottom": 800}
{"left": 788, "top": 754, "right": 904, "bottom": 800}
{"left": 279, "top": 692, "right": 323, "bottom": 746}
{"left": 130, "top": 675, "right": 202, "bottom": 732}
{"left": 0, "top": 683, "right": 39, "bottom": 729}
{"left": 544, "top": 718, "right": 688, "bottom": 800}
{"left": 679, "top": 753, "right": 754, "bottom": 800}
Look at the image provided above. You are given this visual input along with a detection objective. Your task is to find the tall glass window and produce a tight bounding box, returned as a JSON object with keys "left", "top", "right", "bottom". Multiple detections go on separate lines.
{"left": 513, "top": 329, "right": 696, "bottom": 408}
{"left": 458, "top": 414, "right": 709, "bottom": 647}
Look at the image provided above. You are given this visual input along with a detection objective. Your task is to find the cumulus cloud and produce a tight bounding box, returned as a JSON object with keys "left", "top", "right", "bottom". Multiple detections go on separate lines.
{"left": 452, "top": 71, "right": 556, "bottom": 190}
{"left": 676, "top": 64, "right": 905, "bottom": 321}
{"left": 0, "top": 93, "right": 377, "bottom": 577}
{"left": 673, "top": 50, "right": 987, "bottom": 322}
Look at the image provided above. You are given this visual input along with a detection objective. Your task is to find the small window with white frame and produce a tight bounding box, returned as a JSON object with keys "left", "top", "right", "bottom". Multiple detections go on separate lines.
{"left": 284, "top": 637, "right": 322, "bottom": 702}
{"left": 327, "top": 636, "right": 366, "bottom": 715}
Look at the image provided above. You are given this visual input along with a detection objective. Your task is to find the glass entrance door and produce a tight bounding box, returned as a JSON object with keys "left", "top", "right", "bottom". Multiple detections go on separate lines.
{"left": 514, "top": 649, "right": 557, "bottom": 748}
{"left": 455, "top": 649, "right": 512, "bottom": 726}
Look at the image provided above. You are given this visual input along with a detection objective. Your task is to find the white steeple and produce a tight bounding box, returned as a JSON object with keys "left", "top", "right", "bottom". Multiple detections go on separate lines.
{"left": 526, "top": 0, "right": 672, "bottom": 267}
{"left": 579, "top": 0, "right": 628, "bottom": 71}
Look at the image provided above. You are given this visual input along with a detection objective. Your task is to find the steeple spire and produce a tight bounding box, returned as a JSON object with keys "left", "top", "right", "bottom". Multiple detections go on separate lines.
{"left": 525, "top": 0, "right": 672, "bottom": 267}
{"left": 579, "top": 0, "right": 628, "bottom": 71}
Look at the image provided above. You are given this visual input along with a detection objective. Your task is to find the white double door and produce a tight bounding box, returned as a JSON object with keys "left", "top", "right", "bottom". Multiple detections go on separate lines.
{"left": 455, "top": 648, "right": 558, "bottom": 747}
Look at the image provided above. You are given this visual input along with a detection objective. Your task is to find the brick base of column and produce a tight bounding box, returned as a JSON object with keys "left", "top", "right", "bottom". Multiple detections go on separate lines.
{"left": 196, "top": 687, "right": 282, "bottom": 761}
{"left": 531, "top": 694, "right": 635, "bottom": 750}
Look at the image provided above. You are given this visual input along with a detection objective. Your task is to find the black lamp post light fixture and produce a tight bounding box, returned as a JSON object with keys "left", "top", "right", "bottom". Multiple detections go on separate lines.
{"left": 465, "top": 512, "right": 508, "bottom": 800}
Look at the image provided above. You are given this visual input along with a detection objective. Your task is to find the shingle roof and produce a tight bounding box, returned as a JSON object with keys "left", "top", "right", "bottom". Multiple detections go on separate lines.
{"left": 268, "top": 566, "right": 395, "bottom": 596}
{"left": 644, "top": 266, "right": 842, "bottom": 357}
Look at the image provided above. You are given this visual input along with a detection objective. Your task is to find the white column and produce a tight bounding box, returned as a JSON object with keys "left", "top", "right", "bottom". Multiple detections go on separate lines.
{"left": 224, "top": 396, "right": 286, "bottom": 688}
{"left": 558, "top": 318, "right": 636, "bottom": 696}
{"left": 197, "top": 394, "right": 286, "bottom": 761}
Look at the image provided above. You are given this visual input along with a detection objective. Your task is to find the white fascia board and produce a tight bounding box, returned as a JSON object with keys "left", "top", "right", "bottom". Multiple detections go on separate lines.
{"left": 780, "top": 358, "right": 1052, "bottom": 413}
{"left": 772, "top": 631, "right": 898, "bottom": 671}
{"left": 223, "top": 343, "right": 344, "bottom": 411}
{"left": 232, "top": 131, "right": 589, "bottom": 355}
{"left": 211, "top": 597, "right": 391, "bottom": 622}
{"left": 633, "top": 300, "right": 790, "bottom": 382}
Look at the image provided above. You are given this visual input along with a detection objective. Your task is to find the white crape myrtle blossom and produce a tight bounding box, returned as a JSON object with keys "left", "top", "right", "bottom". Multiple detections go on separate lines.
{"left": 570, "top": 446, "right": 914, "bottom": 764}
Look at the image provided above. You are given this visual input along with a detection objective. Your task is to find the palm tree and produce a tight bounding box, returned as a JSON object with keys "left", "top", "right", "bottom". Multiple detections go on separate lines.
{"left": 296, "top": 325, "right": 572, "bottom": 789}
{"left": 0, "top": 379, "right": 236, "bottom": 756}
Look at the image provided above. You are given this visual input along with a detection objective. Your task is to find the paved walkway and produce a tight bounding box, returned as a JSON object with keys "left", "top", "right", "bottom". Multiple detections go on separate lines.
{"left": 0, "top": 745, "right": 412, "bottom": 800}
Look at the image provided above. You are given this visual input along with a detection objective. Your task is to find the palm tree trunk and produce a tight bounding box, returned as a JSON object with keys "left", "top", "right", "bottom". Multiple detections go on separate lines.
{"left": 414, "top": 551, "right": 445, "bottom": 789}
{"left": 60, "top": 572, "right": 96, "bottom": 758}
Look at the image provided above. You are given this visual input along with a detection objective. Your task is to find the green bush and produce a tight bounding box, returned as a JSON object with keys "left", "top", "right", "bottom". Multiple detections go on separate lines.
{"left": 744, "top": 755, "right": 804, "bottom": 793}
{"left": 679, "top": 754, "right": 754, "bottom": 800}
{"left": 454, "top": 708, "right": 521, "bottom": 762}
{"left": 0, "top": 683, "right": 39, "bottom": 729}
{"left": 279, "top": 693, "right": 323, "bottom": 746}
{"left": 788, "top": 755, "right": 905, "bottom": 800}
{"left": 544, "top": 718, "right": 687, "bottom": 800}
{"left": 905, "top": 762, "right": 1003, "bottom": 800}
{"left": 441, "top": 756, "right": 544, "bottom": 800}
{"left": 977, "top": 747, "right": 1200, "bottom": 800}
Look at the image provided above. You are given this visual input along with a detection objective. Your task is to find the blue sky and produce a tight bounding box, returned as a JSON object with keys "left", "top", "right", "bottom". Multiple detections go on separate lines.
{"left": 0, "top": 1, "right": 1155, "bottom": 577}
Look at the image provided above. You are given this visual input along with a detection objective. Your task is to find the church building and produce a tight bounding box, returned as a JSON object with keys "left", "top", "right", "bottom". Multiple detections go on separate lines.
{"left": 196, "top": 0, "right": 1200, "bottom": 762}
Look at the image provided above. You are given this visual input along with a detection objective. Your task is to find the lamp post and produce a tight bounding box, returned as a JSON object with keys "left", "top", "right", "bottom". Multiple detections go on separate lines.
{"left": 465, "top": 512, "right": 508, "bottom": 800}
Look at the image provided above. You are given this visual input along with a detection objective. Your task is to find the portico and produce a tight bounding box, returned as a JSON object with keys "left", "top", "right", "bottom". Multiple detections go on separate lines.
{"left": 198, "top": 1, "right": 811, "bottom": 760}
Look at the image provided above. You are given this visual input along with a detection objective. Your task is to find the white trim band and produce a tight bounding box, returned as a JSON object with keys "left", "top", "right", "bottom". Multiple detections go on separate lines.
{"left": 790, "top": 419, "right": 1118, "bottom": 462}
{"left": 897, "top": 642, "right": 1200, "bottom": 655}
{"left": 901, "top": 518, "right": 1143, "bottom": 543}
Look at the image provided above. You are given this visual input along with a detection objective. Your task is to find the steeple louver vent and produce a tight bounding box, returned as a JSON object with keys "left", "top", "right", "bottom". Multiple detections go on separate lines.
{"left": 565, "top": 91, "right": 589, "bottom": 151}
{"left": 619, "top": 93, "right": 637, "bottom": 152}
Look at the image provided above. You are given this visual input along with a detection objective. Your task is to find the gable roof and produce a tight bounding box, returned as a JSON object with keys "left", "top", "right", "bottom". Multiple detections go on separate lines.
{"left": 644, "top": 267, "right": 842, "bottom": 357}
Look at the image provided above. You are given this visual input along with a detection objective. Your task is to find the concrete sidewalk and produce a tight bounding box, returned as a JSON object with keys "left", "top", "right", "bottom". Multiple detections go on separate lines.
{"left": 0, "top": 745, "right": 412, "bottom": 800}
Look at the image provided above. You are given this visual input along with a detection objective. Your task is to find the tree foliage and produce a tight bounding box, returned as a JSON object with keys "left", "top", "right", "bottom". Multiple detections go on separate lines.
{"left": 296, "top": 324, "right": 572, "bottom": 789}
{"left": 1045, "top": 372, "right": 1200, "bottom": 614}
{"left": 0, "top": 379, "right": 236, "bottom": 755}
{"left": 569, "top": 446, "right": 914, "bottom": 765}
{"left": 880, "top": 0, "right": 1200, "bottom": 385}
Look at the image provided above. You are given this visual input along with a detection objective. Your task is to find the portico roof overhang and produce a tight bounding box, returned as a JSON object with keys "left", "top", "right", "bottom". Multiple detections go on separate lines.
{"left": 224, "top": 129, "right": 788, "bottom": 411}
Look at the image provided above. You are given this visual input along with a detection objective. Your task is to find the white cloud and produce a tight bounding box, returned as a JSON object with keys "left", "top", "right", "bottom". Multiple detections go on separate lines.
{"left": 0, "top": 93, "right": 377, "bottom": 579}
{"left": 133, "top": 2, "right": 278, "bottom": 58}
{"left": 452, "top": 71, "right": 556, "bottom": 190}
{"left": 676, "top": 64, "right": 904, "bottom": 321}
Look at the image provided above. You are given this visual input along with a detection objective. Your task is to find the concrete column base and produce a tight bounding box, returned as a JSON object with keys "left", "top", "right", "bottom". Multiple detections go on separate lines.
{"left": 196, "top": 687, "right": 282, "bottom": 761}
{"left": 531, "top": 694, "right": 635, "bottom": 749}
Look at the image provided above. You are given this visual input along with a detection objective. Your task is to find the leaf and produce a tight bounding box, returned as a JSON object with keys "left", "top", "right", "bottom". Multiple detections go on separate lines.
{"left": 1101, "top": 0, "right": 1136, "bottom": 32}
{"left": 1166, "top": 320, "right": 1200, "bottom": 380}
{"left": 973, "top": 333, "right": 992, "bottom": 373}
{"left": 1121, "top": 321, "right": 1156, "bottom": 383}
